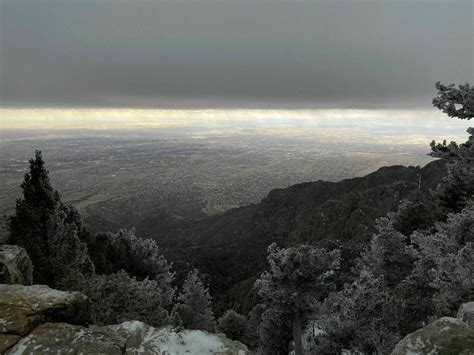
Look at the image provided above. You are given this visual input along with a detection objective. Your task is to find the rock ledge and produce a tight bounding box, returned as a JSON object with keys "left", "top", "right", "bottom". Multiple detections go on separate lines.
{"left": 0, "top": 284, "right": 248, "bottom": 354}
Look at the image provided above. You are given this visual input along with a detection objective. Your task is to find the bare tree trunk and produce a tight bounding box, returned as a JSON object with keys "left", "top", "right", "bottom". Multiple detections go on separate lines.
{"left": 293, "top": 313, "right": 303, "bottom": 355}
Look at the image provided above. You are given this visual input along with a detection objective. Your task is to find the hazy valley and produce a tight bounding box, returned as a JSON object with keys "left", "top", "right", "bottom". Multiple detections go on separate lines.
{"left": 1, "top": 113, "right": 462, "bottom": 241}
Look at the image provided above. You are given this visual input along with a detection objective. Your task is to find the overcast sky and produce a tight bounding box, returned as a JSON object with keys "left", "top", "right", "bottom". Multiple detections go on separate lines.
{"left": 1, "top": 0, "right": 473, "bottom": 109}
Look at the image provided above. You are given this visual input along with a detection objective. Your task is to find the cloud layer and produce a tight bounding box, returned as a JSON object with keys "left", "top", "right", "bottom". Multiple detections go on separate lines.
{"left": 1, "top": 0, "right": 473, "bottom": 109}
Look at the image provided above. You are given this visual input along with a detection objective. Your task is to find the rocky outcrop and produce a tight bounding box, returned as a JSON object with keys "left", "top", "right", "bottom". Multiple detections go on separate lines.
{"left": 391, "top": 303, "right": 474, "bottom": 355}
{"left": 7, "top": 321, "right": 248, "bottom": 354}
{"left": 0, "top": 284, "right": 248, "bottom": 354}
{"left": 0, "top": 246, "right": 33, "bottom": 285}
{"left": 458, "top": 302, "right": 474, "bottom": 328}
{"left": 0, "top": 284, "right": 88, "bottom": 353}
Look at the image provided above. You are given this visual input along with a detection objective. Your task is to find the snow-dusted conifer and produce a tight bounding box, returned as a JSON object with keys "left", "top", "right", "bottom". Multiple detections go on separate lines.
{"left": 312, "top": 268, "right": 400, "bottom": 354}
{"left": 217, "top": 310, "right": 247, "bottom": 343}
{"left": 173, "top": 269, "right": 216, "bottom": 332}
{"left": 431, "top": 82, "right": 473, "bottom": 212}
{"left": 77, "top": 270, "right": 171, "bottom": 326}
{"left": 86, "top": 228, "right": 174, "bottom": 304}
{"left": 255, "top": 244, "right": 340, "bottom": 355}
{"left": 7, "top": 151, "right": 94, "bottom": 287}
{"left": 407, "top": 203, "right": 474, "bottom": 317}
{"left": 359, "top": 216, "right": 415, "bottom": 287}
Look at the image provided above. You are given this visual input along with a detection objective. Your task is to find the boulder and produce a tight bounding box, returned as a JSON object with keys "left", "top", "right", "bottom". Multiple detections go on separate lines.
{"left": 5, "top": 321, "right": 248, "bottom": 354}
{"left": 104, "top": 321, "right": 248, "bottom": 355}
{"left": 0, "top": 335, "right": 21, "bottom": 354}
{"left": 0, "top": 283, "right": 88, "bottom": 353}
{"left": 0, "top": 284, "right": 248, "bottom": 354}
{"left": 0, "top": 284, "right": 87, "bottom": 322}
{"left": 0, "top": 245, "right": 33, "bottom": 285}
{"left": 458, "top": 302, "right": 474, "bottom": 328}
{"left": 6, "top": 322, "right": 126, "bottom": 354}
{"left": 391, "top": 317, "right": 474, "bottom": 355}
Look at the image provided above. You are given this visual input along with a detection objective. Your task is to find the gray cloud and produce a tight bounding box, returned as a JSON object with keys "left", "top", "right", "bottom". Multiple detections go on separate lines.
{"left": 1, "top": 0, "right": 473, "bottom": 109}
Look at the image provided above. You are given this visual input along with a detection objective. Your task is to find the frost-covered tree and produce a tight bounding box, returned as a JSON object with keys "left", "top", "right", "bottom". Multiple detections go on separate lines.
{"left": 255, "top": 244, "right": 340, "bottom": 355}
{"left": 311, "top": 269, "right": 400, "bottom": 354}
{"left": 86, "top": 228, "right": 174, "bottom": 284}
{"left": 76, "top": 270, "right": 172, "bottom": 326}
{"left": 407, "top": 203, "right": 474, "bottom": 317}
{"left": 431, "top": 82, "right": 474, "bottom": 212}
{"left": 244, "top": 303, "right": 264, "bottom": 349}
{"left": 359, "top": 216, "right": 415, "bottom": 288}
{"left": 217, "top": 310, "right": 247, "bottom": 343}
{"left": 308, "top": 82, "right": 474, "bottom": 354}
{"left": 48, "top": 211, "right": 95, "bottom": 289}
{"left": 172, "top": 269, "right": 216, "bottom": 332}
{"left": 258, "top": 306, "right": 293, "bottom": 355}
{"left": 432, "top": 82, "right": 474, "bottom": 120}
{"left": 7, "top": 151, "right": 94, "bottom": 286}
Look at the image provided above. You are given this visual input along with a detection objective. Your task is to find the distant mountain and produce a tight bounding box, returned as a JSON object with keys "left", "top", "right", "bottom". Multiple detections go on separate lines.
{"left": 158, "top": 160, "right": 447, "bottom": 313}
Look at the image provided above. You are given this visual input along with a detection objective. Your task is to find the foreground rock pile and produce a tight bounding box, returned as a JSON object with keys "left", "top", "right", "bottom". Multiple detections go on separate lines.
{"left": 0, "top": 284, "right": 248, "bottom": 354}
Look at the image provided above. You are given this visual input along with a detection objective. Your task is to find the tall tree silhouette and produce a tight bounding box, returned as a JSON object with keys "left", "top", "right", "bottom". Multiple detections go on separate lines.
{"left": 431, "top": 82, "right": 474, "bottom": 212}
{"left": 7, "top": 151, "right": 93, "bottom": 287}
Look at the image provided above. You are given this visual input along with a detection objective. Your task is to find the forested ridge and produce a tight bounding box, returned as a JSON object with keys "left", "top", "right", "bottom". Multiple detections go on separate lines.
{"left": 2, "top": 82, "right": 473, "bottom": 354}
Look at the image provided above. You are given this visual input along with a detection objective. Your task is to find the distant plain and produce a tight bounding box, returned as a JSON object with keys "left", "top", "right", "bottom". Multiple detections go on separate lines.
{"left": 0, "top": 110, "right": 468, "bottom": 240}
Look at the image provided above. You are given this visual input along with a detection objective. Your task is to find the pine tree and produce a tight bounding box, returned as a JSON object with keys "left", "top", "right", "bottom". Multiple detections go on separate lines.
{"left": 217, "top": 310, "right": 247, "bottom": 343}
{"left": 432, "top": 82, "right": 474, "bottom": 120}
{"left": 431, "top": 82, "right": 474, "bottom": 212}
{"left": 86, "top": 229, "right": 174, "bottom": 285}
{"left": 6, "top": 151, "right": 94, "bottom": 286}
{"left": 255, "top": 244, "right": 340, "bottom": 355}
{"left": 312, "top": 269, "right": 401, "bottom": 355}
{"left": 76, "top": 270, "right": 171, "bottom": 326}
{"left": 359, "top": 216, "right": 415, "bottom": 288}
{"left": 244, "top": 303, "right": 265, "bottom": 349}
{"left": 48, "top": 210, "right": 95, "bottom": 289}
{"left": 407, "top": 203, "right": 474, "bottom": 317}
{"left": 172, "top": 269, "right": 216, "bottom": 332}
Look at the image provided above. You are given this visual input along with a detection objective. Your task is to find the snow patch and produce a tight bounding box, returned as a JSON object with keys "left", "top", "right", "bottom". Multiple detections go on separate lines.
{"left": 157, "top": 329, "right": 228, "bottom": 354}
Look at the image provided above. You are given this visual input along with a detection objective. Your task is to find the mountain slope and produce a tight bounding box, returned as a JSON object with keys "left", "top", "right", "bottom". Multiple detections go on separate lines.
{"left": 159, "top": 159, "right": 446, "bottom": 312}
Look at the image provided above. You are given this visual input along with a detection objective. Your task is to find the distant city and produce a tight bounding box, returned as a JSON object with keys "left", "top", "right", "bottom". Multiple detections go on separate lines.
{"left": 1, "top": 112, "right": 466, "bottom": 240}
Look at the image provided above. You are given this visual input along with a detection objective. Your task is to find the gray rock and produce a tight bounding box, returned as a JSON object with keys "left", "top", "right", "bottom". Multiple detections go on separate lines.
{"left": 0, "top": 335, "right": 21, "bottom": 354}
{"left": 391, "top": 317, "right": 474, "bottom": 355}
{"left": 104, "top": 321, "right": 249, "bottom": 354}
{"left": 0, "top": 284, "right": 88, "bottom": 353}
{"left": 0, "top": 284, "right": 87, "bottom": 316}
{"left": 0, "top": 245, "right": 33, "bottom": 285}
{"left": 5, "top": 321, "right": 249, "bottom": 354}
{"left": 6, "top": 322, "right": 126, "bottom": 354}
{"left": 458, "top": 302, "right": 474, "bottom": 328}
{"left": 0, "top": 284, "right": 88, "bottom": 339}
{"left": 0, "top": 284, "right": 248, "bottom": 354}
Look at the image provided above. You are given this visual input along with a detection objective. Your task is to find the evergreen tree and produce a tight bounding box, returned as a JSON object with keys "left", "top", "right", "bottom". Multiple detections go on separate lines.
{"left": 48, "top": 210, "right": 95, "bottom": 289}
{"left": 86, "top": 228, "right": 174, "bottom": 287}
{"left": 432, "top": 82, "right": 474, "bottom": 120}
{"left": 312, "top": 269, "right": 400, "bottom": 355}
{"left": 406, "top": 203, "right": 474, "bottom": 317}
{"left": 244, "top": 303, "right": 265, "bottom": 349}
{"left": 76, "top": 270, "right": 172, "bottom": 326}
{"left": 6, "top": 151, "right": 93, "bottom": 286}
{"left": 172, "top": 269, "right": 216, "bottom": 332}
{"left": 431, "top": 82, "right": 474, "bottom": 212}
{"left": 258, "top": 306, "right": 293, "bottom": 355}
{"left": 217, "top": 310, "right": 247, "bottom": 343}
{"left": 359, "top": 216, "right": 415, "bottom": 288}
{"left": 255, "top": 244, "right": 340, "bottom": 355}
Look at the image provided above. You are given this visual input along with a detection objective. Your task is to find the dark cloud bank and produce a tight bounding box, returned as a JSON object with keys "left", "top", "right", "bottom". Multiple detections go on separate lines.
{"left": 0, "top": 0, "right": 473, "bottom": 109}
